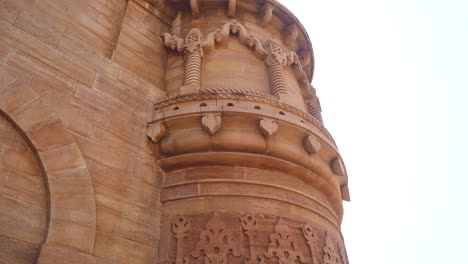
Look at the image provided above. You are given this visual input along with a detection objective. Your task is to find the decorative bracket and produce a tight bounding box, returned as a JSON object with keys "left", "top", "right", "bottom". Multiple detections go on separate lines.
{"left": 258, "top": 2, "right": 274, "bottom": 27}
{"left": 304, "top": 135, "right": 321, "bottom": 155}
{"left": 147, "top": 122, "right": 166, "bottom": 143}
{"left": 201, "top": 113, "right": 222, "bottom": 135}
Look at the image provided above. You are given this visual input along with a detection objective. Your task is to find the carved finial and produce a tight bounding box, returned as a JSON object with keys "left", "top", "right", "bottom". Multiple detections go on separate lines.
{"left": 331, "top": 157, "right": 345, "bottom": 176}
{"left": 201, "top": 113, "right": 222, "bottom": 135}
{"left": 147, "top": 122, "right": 166, "bottom": 143}
{"left": 258, "top": 2, "right": 274, "bottom": 27}
{"left": 304, "top": 135, "right": 321, "bottom": 155}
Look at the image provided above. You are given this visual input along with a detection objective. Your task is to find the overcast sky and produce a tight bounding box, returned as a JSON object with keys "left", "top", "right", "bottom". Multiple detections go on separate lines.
{"left": 281, "top": 0, "right": 468, "bottom": 263}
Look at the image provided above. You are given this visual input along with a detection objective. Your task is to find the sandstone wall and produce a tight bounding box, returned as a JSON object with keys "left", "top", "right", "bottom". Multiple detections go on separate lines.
{"left": 0, "top": 114, "right": 47, "bottom": 263}
{"left": 0, "top": 0, "right": 167, "bottom": 263}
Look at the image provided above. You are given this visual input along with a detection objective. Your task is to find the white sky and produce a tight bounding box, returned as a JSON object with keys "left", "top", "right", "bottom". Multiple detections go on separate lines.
{"left": 281, "top": 0, "right": 468, "bottom": 263}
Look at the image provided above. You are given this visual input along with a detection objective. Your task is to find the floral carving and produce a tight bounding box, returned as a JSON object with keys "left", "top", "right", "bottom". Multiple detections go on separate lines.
{"left": 240, "top": 214, "right": 258, "bottom": 262}
{"left": 264, "top": 219, "right": 305, "bottom": 264}
{"left": 192, "top": 213, "right": 240, "bottom": 264}
{"left": 172, "top": 217, "right": 191, "bottom": 264}
{"left": 302, "top": 224, "right": 319, "bottom": 264}
{"left": 323, "top": 233, "right": 340, "bottom": 264}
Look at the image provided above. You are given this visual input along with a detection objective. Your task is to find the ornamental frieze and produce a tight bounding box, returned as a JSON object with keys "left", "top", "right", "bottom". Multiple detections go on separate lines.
{"left": 168, "top": 213, "right": 348, "bottom": 264}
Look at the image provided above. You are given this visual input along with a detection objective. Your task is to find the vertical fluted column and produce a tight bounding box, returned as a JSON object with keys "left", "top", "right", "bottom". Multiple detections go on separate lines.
{"left": 264, "top": 40, "right": 288, "bottom": 98}
{"left": 181, "top": 28, "right": 203, "bottom": 93}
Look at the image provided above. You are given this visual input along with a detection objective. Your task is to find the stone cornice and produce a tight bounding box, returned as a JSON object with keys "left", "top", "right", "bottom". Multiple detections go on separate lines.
{"left": 153, "top": 88, "right": 334, "bottom": 144}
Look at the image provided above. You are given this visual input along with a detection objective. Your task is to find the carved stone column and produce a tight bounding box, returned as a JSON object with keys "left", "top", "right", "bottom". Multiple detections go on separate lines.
{"left": 181, "top": 28, "right": 203, "bottom": 94}
{"left": 264, "top": 40, "right": 288, "bottom": 99}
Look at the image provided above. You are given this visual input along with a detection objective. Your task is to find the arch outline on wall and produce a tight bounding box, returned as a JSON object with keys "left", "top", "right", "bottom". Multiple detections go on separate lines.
{"left": 0, "top": 80, "right": 96, "bottom": 262}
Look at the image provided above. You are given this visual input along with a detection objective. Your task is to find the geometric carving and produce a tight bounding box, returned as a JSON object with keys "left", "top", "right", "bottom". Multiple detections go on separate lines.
{"left": 201, "top": 113, "right": 222, "bottom": 135}
{"left": 323, "top": 232, "right": 340, "bottom": 264}
{"left": 304, "top": 135, "right": 321, "bottom": 155}
{"left": 192, "top": 213, "right": 240, "bottom": 264}
{"left": 240, "top": 214, "right": 258, "bottom": 262}
{"left": 302, "top": 224, "right": 319, "bottom": 264}
{"left": 147, "top": 122, "right": 166, "bottom": 143}
{"left": 172, "top": 217, "right": 191, "bottom": 264}
{"left": 264, "top": 219, "right": 305, "bottom": 264}
{"left": 331, "top": 158, "right": 345, "bottom": 176}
